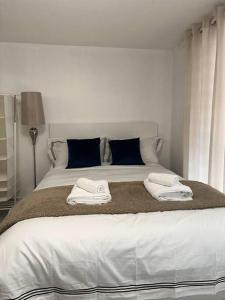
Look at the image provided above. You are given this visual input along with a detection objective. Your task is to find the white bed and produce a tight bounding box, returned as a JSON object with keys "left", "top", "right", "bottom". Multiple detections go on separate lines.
{"left": 37, "top": 164, "right": 172, "bottom": 190}
{"left": 1, "top": 122, "right": 225, "bottom": 300}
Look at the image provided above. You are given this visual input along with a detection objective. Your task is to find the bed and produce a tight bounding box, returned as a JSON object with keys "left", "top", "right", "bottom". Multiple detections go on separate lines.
{"left": 1, "top": 122, "right": 225, "bottom": 300}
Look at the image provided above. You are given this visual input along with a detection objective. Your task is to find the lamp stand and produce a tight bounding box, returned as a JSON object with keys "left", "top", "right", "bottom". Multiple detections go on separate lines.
{"left": 29, "top": 128, "right": 38, "bottom": 188}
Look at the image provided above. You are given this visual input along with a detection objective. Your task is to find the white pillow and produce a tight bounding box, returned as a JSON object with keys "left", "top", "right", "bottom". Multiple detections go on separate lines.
{"left": 104, "top": 136, "right": 163, "bottom": 165}
{"left": 48, "top": 138, "right": 106, "bottom": 168}
{"left": 140, "top": 137, "right": 163, "bottom": 164}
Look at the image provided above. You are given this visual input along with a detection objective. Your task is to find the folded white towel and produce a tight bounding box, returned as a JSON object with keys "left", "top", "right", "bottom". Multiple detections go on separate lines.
{"left": 67, "top": 185, "right": 111, "bottom": 206}
{"left": 76, "top": 178, "right": 109, "bottom": 194}
{"left": 148, "top": 173, "right": 180, "bottom": 187}
{"left": 144, "top": 179, "right": 193, "bottom": 201}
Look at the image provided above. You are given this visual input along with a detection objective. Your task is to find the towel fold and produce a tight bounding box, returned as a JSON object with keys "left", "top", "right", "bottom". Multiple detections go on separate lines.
{"left": 148, "top": 173, "right": 180, "bottom": 187}
{"left": 67, "top": 182, "right": 111, "bottom": 206}
{"left": 76, "top": 178, "right": 109, "bottom": 194}
{"left": 144, "top": 179, "right": 193, "bottom": 201}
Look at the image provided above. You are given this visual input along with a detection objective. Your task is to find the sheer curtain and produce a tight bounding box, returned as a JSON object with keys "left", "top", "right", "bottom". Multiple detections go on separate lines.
{"left": 184, "top": 6, "right": 225, "bottom": 191}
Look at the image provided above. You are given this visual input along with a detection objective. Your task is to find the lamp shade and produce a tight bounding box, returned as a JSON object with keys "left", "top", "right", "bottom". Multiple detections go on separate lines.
{"left": 21, "top": 92, "right": 45, "bottom": 126}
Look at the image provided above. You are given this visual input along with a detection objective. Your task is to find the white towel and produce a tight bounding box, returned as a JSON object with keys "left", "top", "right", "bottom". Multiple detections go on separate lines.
{"left": 144, "top": 179, "right": 193, "bottom": 201}
{"left": 67, "top": 185, "right": 111, "bottom": 205}
{"left": 148, "top": 173, "right": 180, "bottom": 187}
{"left": 76, "top": 178, "right": 109, "bottom": 194}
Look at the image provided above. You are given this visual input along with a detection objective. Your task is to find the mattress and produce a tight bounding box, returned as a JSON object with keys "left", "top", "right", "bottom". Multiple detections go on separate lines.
{"left": 36, "top": 163, "right": 174, "bottom": 190}
{"left": 1, "top": 164, "right": 225, "bottom": 300}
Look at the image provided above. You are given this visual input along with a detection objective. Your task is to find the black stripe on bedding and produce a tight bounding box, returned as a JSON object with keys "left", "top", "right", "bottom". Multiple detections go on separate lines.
{"left": 8, "top": 277, "right": 225, "bottom": 300}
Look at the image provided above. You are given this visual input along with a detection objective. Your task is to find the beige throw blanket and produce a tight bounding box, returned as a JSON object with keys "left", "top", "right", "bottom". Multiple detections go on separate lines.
{"left": 1, "top": 181, "right": 225, "bottom": 235}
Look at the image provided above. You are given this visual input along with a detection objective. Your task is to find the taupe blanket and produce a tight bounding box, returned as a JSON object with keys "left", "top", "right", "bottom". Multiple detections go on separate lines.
{"left": 1, "top": 181, "right": 225, "bottom": 235}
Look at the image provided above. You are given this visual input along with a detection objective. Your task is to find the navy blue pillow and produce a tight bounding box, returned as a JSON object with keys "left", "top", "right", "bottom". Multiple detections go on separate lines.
{"left": 66, "top": 138, "right": 101, "bottom": 169}
{"left": 109, "top": 138, "right": 144, "bottom": 165}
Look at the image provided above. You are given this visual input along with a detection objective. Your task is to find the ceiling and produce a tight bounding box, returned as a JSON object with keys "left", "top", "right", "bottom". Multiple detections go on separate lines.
{"left": 0, "top": 0, "right": 222, "bottom": 49}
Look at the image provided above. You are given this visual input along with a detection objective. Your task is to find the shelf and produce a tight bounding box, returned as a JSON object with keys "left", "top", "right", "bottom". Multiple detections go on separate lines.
{"left": 0, "top": 95, "right": 15, "bottom": 211}
{"left": 0, "top": 198, "right": 15, "bottom": 211}
{"left": 0, "top": 175, "right": 6, "bottom": 181}
{"left": 0, "top": 195, "right": 12, "bottom": 202}
{"left": 0, "top": 175, "right": 13, "bottom": 182}
{"left": 0, "top": 174, "right": 13, "bottom": 180}
{"left": 0, "top": 154, "right": 13, "bottom": 160}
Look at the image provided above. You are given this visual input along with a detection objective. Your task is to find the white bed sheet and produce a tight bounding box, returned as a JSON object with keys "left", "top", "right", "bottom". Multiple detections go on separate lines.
{"left": 36, "top": 163, "right": 174, "bottom": 190}
{"left": 1, "top": 164, "right": 225, "bottom": 300}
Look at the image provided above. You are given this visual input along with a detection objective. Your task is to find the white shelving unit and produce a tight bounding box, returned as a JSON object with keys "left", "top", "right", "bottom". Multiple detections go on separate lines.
{"left": 0, "top": 94, "right": 16, "bottom": 211}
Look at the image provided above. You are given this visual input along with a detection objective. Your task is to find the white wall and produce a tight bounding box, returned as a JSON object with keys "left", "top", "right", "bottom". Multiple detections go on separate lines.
{"left": 0, "top": 42, "right": 173, "bottom": 196}
{"left": 171, "top": 44, "right": 186, "bottom": 176}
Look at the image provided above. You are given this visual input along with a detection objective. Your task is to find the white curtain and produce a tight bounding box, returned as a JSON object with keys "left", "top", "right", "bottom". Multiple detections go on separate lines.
{"left": 184, "top": 6, "right": 225, "bottom": 191}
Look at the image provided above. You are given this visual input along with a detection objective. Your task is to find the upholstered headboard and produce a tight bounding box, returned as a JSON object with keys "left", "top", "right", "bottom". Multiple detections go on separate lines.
{"left": 48, "top": 121, "right": 158, "bottom": 139}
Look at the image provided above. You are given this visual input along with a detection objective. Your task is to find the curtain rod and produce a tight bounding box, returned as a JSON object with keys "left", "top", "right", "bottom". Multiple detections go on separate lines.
{"left": 179, "top": 9, "right": 224, "bottom": 44}
{"left": 199, "top": 9, "right": 225, "bottom": 33}
{"left": 199, "top": 17, "right": 216, "bottom": 33}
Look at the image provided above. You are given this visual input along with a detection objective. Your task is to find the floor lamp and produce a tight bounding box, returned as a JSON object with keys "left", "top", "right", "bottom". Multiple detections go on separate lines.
{"left": 21, "top": 92, "right": 45, "bottom": 188}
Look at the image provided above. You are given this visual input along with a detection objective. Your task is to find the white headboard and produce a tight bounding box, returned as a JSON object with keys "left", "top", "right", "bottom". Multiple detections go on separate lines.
{"left": 49, "top": 121, "right": 158, "bottom": 139}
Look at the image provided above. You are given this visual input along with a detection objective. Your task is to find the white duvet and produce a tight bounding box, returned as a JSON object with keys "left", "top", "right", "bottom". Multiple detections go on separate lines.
{"left": 1, "top": 164, "right": 225, "bottom": 300}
